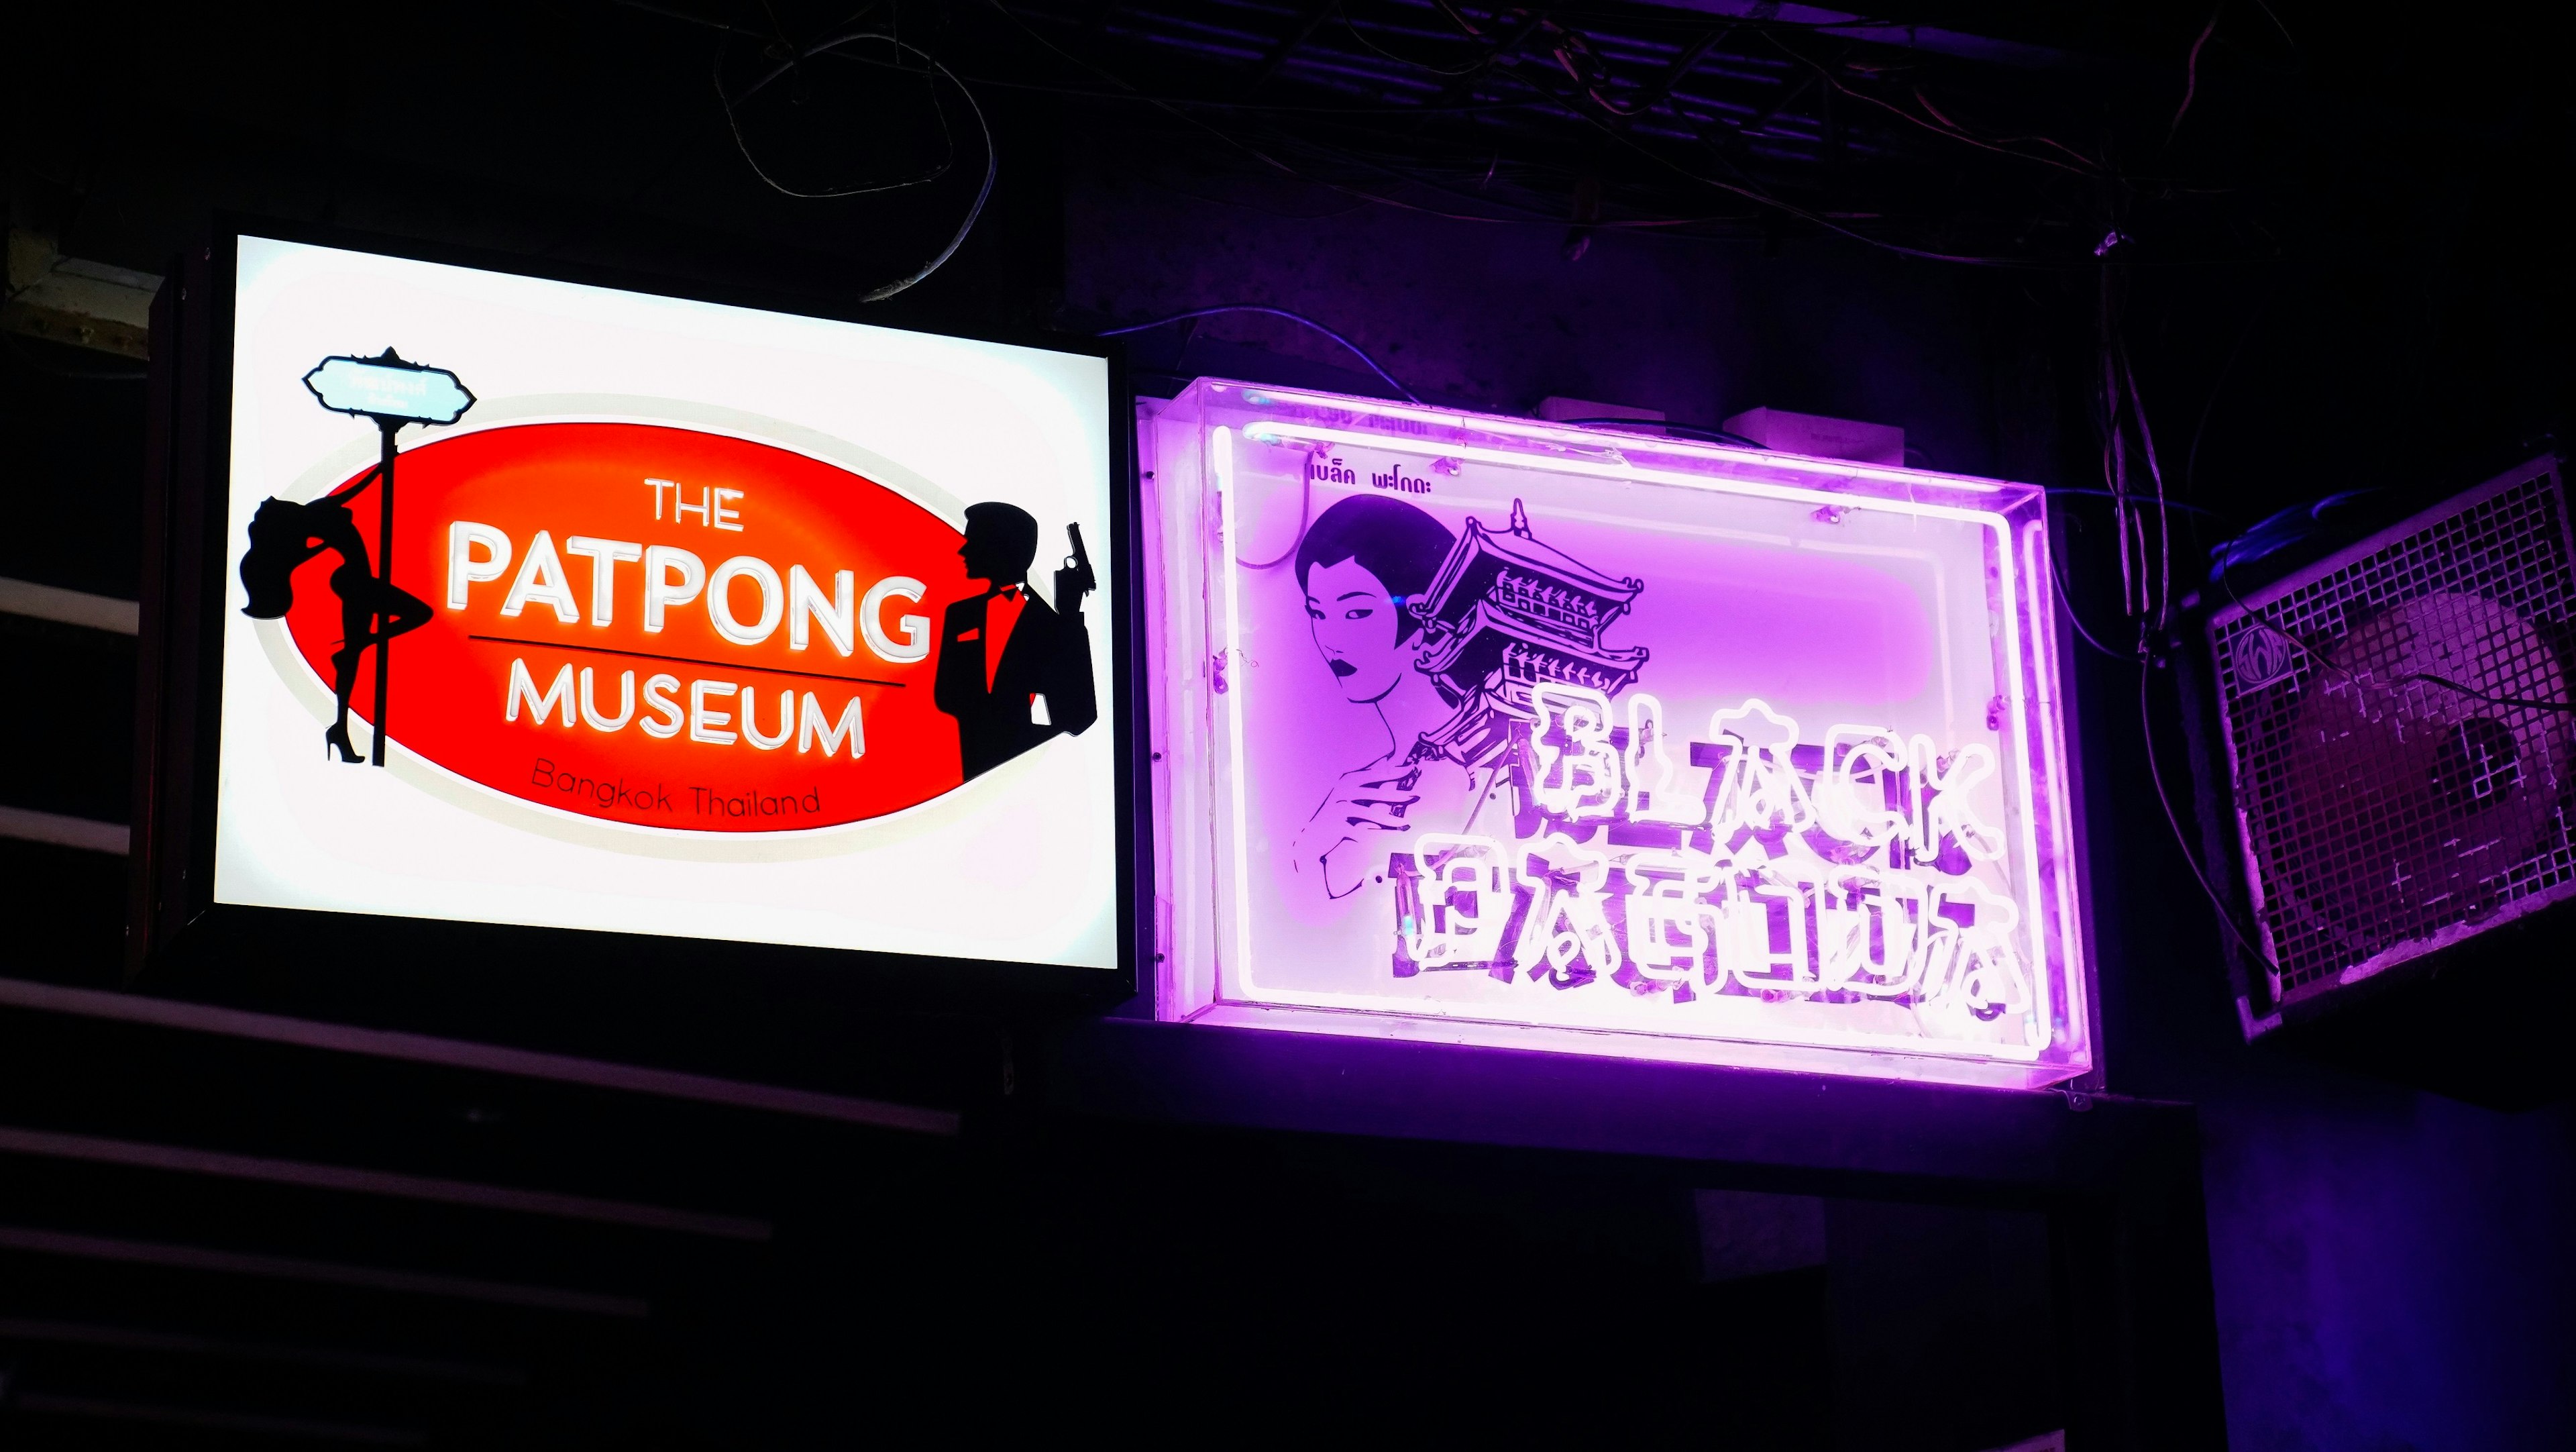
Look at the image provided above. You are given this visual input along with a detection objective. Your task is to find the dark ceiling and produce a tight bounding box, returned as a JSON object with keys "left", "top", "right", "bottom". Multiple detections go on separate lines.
{"left": 633, "top": 0, "right": 2306, "bottom": 268}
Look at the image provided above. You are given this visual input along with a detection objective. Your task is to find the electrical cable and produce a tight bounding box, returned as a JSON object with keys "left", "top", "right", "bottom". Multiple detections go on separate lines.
{"left": 2045, "top": 488, "right": 2229, "bottom": 521}
{"left": 1907, "top": 84, "right": 2100, "bottom": 172}
{"left": 2138, "top": 660, "right": 2286, "bottom": 973}
{"left": 979, "top": 0, "right": 1546, "bottom": 227}
{"left": 2049, "top": 545, "right": 2142, "bottom": 664}
{"left": 2212, "top": 556, "right": 2576, "bottom": 714}
{"left": 2096, "top": 277, "right": 2161, "bottom": 623}
{"left": 987, "top": 0, "right": 2125, "bottom": 268}
{"left": 971, "top": 0, "right": 2294, "bottom": 275}
{"left": 1099, "top": 306, "right": 1421, "bottom": 403}
{"left": 718, "top": 32, "right": 955, "bottom": 197}
{"left": 1621, "top": 25, "right": 1735, "bottom": 123}
{"left": 1454, "top": 28, "right": 2076, "bottom": 267}
{"left": 2184, "top": 284, "right": 2273, "bottom": 499}
{"left": 1568, "top": 99, "right": 2049, "bottom": 268}
{"left": 787, "top": 27, "right": 1554, "bottom": 114}
{"left": 1766, "top": 37, "right": 2096, "bottom": 177}
{"left": 2116, "top": 339, "right": 2176, "bottom": 627}
{"left": 1015, "top": 0, "right": 2033, "bottom": 262}
{"left": 1251, "top": 127, "right": 1586, "bottom": 224}
{"left": 1336, "top": 2, "right": 1497, "bottom": 78}
{"left": 710, "top": 26, "right": 996, "bottom": 302}
{"left": 2167, "top": 4, "right": 2224, "bottom": 146}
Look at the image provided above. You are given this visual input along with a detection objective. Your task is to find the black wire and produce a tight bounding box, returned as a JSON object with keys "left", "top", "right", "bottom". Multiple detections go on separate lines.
{"left": 959, "top": 0, "right": 2278, "bottom": 272}
{"left": 2138, "top": 660, "right": 2286, "bottom": 974}
{"left": 2399, "top": 671, "right": 2576, "bottom": 714}
{"left": 988, "top": 0, "right": 2055, "bottom": 268}
{"left": 597, "top": 0, "right": 2297, "bottom": 291}
{"left": 717, "top": 32, "right": 954, "bottom": 198}
{"left": 2212, "top": 558, "right": 2576, "bottom": 714}
{"left": 927, "top": 74, "right": 1551, "bottom": 115}
{"left": 2184, "top": 284, "right": 2273, "bottom": 499}
{"left": 1100, "top": 305, "right": 1421, "bottom": 402}
{"left": 2050, "top": 544, "right": 2141, "bottom": 663}
{"left": 1772, "top": 35, "right": 2098, "bottom": 178}
{"left": 2045, "top": 487, "right": 2230, "bottom": 522}
{"left": 1568, "top": 93, "right": 2049, "bottom": 268}
{"left": 1336, "top": 2, "right": 1495, "bottom": 78}
{"left": 1104, "top": 303, "right": 1410, "bottom": 569}
{"left": 1464, "top": 30, "right": 2064, "bottom": 266}
{"left": 777, "top": 23, "right": 1552, "bottom": 114}
{"left": 854, "top": 56, "right": 996, "bottom": 302}
{"left": 981, "top": 0, "right": 1481, "bottom": 230}
{"left": 672, "top": 9, "right": 994, "bottom": 303}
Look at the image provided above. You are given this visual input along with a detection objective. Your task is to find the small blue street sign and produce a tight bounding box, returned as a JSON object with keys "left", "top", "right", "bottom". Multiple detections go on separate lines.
{"left": 303, "top": 351, "right": 476, "bottom": 425}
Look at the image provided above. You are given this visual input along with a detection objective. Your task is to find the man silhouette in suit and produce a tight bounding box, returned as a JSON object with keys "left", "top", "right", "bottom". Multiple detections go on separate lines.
{"left": 934, "top": 502, "right": 1098, "bottom": 780}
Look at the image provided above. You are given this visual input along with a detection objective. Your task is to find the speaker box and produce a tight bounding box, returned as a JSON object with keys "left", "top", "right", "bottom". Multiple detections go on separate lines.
{"left": 2196, "top": 455, "right": 2573, "bottom": 1107}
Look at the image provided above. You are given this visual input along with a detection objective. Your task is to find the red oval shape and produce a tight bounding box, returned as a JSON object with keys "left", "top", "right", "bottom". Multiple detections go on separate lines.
{"left": 275, "top": 421, "right": 971, "bottom": 832}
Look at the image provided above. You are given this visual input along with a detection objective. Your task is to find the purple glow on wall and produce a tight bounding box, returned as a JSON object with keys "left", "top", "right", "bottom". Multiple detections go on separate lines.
{"left": 1141, "top": 380, "right": 2090, "bottom": 1088}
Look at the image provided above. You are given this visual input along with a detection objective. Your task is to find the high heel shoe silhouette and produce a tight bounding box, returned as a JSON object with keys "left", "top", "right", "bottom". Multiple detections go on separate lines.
{"left": 324, "top": 723, "right": 362, "bottom": 764}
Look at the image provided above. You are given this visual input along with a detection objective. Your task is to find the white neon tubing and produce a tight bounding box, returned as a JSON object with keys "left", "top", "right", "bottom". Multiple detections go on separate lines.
{"left": 1224, "top": 385, "right": 2017, "bottom": 495}
{"left": 1990, "top": 510, "right": 2051, "bottom": 1050}
{"left": 2023, "top": 519, "right": 2086, "bottom": 1053}
{"left": 1240, "top": 423, "right": 2014, "bottom": 529}
{"left": 1214, "top": 426, "right": 1258, "bottom": 1002}
{"left": 1221, "top": 986, "right": 2049, "bottom": 1063}
{"left": 1201, "top": 395, "right": 2072, "bottom": 1064}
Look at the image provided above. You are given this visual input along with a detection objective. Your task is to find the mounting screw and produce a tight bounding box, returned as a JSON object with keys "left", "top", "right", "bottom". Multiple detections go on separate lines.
{"left": 2063, "top": 1090, "right": 2094, "bottom": 1113}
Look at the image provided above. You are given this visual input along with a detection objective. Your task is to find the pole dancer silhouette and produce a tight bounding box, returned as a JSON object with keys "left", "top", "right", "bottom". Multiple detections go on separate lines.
{"left": 239, "top": 460, "right": 432, "bottom": 764}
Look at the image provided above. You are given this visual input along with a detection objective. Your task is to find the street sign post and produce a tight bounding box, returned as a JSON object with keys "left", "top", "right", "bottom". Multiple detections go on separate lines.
{"left": 301, "top": 350, "right": 475, "bottom": 765}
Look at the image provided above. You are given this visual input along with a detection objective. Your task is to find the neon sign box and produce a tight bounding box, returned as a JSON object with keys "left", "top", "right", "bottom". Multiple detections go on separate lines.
{"left": 1141, "top": 381, "right": 2090, "bottom": 1087}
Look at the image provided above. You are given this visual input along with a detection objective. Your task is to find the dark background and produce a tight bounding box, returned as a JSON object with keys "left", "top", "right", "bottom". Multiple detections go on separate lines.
{"left": 5, "top": 1, "right": 2571, "bottom": 1446}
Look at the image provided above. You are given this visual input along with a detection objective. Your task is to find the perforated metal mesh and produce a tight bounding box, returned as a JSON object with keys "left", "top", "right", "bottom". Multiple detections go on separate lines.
{"left": 2209, "top": 468, "right": 2576, "bottom": 997}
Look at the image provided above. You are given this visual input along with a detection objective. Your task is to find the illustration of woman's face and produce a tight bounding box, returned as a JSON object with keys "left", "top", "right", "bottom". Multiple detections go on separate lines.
{"left": 1305, "top": 556, "right": 1411, "bottom": 703}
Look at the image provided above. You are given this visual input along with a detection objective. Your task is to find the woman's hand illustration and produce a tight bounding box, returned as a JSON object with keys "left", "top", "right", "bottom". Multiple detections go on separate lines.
{"left": 1291, "top": 762, "right": 1421, "bottom": 899}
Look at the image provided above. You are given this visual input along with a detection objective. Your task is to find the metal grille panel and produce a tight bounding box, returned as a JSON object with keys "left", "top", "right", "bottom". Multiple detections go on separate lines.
{"left": 2209, "top": 466, "right": 2576, "bottom": 998}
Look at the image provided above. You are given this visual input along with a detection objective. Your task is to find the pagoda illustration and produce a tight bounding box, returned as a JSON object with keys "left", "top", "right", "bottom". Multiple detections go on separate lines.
{"left": 1405, "top": 499, "right": 1648, "bottom": 766}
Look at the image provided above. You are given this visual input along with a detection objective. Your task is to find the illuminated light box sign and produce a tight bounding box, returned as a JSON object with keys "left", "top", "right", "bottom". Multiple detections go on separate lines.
{"left": 172, "top": 232, "right": 1123, "bottom": 976}
{"left": 1140, "top": 381, "right": 2091, "bottom": 1086}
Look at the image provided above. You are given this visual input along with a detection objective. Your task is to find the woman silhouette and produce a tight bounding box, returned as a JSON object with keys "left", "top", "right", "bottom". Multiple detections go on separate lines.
{"left": 239, "top": 468, "right": 433, "bottom": 763}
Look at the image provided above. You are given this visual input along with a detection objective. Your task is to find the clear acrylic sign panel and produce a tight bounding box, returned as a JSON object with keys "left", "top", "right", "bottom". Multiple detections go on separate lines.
{"left": 1142, "top": 381, "right": 2090, "bottom": 1088}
